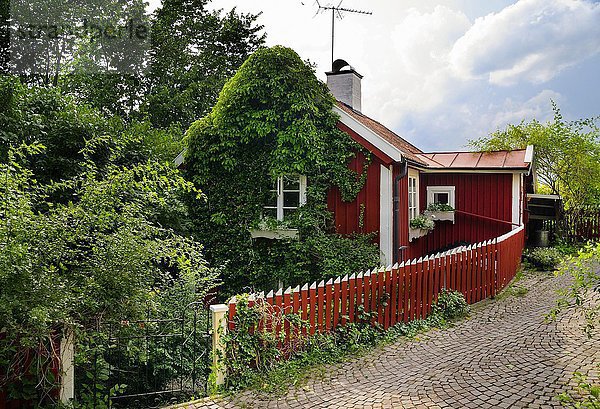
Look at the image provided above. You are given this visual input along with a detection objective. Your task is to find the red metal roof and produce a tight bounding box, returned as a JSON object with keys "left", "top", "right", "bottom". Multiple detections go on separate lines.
{"left": 335, "top": 101, "right": 532, "bottom": 171}
{"left": 415, "top": 149, "right": 531, "bottom": 170}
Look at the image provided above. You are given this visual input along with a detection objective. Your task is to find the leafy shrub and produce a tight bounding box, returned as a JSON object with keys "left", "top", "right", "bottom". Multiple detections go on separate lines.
{"left": 431, "top": 289, "right": 470, "bottom": 320}
{"left": 409, "top": 214, "right": 435, "bottom": 231}
{"left": 524, "top": 247, "right": 563, "bottom": 270}
{"left": 426, "top": 203, "right": 454, "bottom": 211}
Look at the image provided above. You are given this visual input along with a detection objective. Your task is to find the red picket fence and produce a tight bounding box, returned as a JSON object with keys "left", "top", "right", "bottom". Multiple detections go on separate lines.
{"left": 228, "top": 226, "right": 525, "bottom": 345}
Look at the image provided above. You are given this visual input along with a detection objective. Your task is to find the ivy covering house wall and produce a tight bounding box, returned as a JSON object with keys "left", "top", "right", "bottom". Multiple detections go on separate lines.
{"left": 185, "top": 46, "right": 380, "bottom": 295}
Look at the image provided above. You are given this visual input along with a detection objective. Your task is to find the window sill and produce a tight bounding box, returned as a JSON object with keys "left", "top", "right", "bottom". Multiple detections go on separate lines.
{"left": 409, "top": 227, "right": 431, "bottom": 242}
{"left": 250, "top": 228, "right": 299, "bottom": 240}
{"left": 424, "top": 210, "right": 455, "bottom": 223}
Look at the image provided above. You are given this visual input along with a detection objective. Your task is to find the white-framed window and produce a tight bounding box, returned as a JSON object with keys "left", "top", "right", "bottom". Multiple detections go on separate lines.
{"left": 408, "top": 176, "right": 418, "bottom": 221}
{"left": 426, "top": 186, "right": 456, "bottom": 208}
{"left": 264, "top": 175, "right": 307, "bottom": 221}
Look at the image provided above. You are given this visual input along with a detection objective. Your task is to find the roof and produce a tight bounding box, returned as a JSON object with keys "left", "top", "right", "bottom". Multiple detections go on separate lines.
{"left": 415, "top": 148, "right": 533, "bottom": 170}
{"left": 335, "top": 102, "right": 427, "bottom": 165}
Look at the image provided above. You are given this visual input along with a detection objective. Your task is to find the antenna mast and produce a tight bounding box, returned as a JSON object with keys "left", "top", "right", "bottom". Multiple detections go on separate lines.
{"left": 315, "top": 1, "right": 372, "bottom": 67}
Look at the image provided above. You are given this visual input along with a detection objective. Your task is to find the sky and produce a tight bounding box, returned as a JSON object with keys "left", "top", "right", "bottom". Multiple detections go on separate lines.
{"left": 149, "top": 0, "right": 600, "bottom": 152}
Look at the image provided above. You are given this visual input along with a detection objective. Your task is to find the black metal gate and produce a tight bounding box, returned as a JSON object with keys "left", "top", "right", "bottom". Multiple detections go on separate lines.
{"left": 78, "top": 301, "right": 212, "bottom": 408}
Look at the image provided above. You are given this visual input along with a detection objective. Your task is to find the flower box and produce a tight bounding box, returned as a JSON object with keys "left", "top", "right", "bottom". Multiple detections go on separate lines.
{"left": 424, "top": 210, "right": 455, "bottom": 223}
{"left": 250, "top": 228, "right": 299, "bottom": 240}
{"left": 409, "top": 228, "right": 430, "bottom": 242}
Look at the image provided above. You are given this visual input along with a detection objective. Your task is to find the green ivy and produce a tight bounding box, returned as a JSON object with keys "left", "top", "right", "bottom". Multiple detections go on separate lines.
{"left": 184, "top": 46, "right": 378, "bottom": 295}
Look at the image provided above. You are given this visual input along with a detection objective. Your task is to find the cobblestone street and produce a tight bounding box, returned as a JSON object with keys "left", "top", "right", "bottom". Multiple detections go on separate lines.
{"left": 181, "top": 271, "right": 599, "bottom": 409}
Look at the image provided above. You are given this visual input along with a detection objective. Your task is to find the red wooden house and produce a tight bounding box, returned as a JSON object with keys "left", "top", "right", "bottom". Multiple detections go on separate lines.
{"left": 325, "top": 60, "right": 534, "bottom": 265}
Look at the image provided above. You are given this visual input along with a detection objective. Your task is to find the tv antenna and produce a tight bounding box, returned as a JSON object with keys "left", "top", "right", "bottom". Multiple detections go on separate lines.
{"left": 314, "top": 1, "right": 372, "bottom": 68}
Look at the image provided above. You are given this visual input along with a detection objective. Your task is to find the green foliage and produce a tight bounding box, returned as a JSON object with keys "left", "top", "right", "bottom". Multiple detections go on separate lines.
{"left": 426, "top": 203, "right": 454, "bottom": 211}
{"left": 0, "top": 76, "right": 185, "bottom": 184}
{"left": 469, "top": 102, "right": 600, "bottom": 208}
{"left": 0, "top": 142, "right": 218, "bottom": 404}
{"left": 409, "top": 214, "right": 435, "bottom": 231}
{"left": 144, "top": 1, "right": 265, "bottom": 129}
{"left": 557, "top": 369, "right": 600, "bottom": 409}
{"left": 185, "top": 46, "right": 378, "bottom": 295}
{"left": 221, "top": 290, "right": 468, "bottom": 394}
{"left": 551, "top": 241, "right": 600, "bottom": 337}
{"left": 431, "top": 289, "right": 470, "bottom": 320}
{"left": 550, "top": 242, "right": 599, "bottom": 408}
{"left": 524, "top": 247, "right": 563, "bottom": 271}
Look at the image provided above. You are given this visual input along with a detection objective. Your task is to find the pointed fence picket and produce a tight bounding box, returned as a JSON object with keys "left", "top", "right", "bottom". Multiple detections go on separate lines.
{"left": 226, "top": 226, "right": 525, "bottom": 353}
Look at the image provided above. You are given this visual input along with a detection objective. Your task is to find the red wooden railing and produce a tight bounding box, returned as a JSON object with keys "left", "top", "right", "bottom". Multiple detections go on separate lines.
{"left": 227, "top": 226, "right": 525, "bottom": 346}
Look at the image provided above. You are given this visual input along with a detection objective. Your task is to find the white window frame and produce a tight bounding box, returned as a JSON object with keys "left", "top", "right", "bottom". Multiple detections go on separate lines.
{"left": 426, "top": 186, "right": 456, "bottom": 208}
{"left": 264, "top": 175, "right": 307, "bottom": 221}
{"left": 408, "top": 169, "right": 419, "bottom": 221}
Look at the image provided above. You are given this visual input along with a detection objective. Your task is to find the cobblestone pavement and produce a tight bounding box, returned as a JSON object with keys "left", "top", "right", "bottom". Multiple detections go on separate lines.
{"left": 182, "top": 271, "right": 599, "bottom": 409}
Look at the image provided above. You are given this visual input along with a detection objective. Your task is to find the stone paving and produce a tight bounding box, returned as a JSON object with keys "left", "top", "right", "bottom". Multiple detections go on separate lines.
{"left": 181, "top": 271, "right": 599, "bottom": 409}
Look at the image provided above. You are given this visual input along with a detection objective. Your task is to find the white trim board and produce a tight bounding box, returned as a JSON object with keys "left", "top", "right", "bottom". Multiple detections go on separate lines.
{"left": 512, "top": 173, "right": 522, "bottom": 229}
{"left": 379, "top": 164, "right": 393, "bottom": 265}
{"left": 333, "top": 105, "right": 404, "bottom": 162}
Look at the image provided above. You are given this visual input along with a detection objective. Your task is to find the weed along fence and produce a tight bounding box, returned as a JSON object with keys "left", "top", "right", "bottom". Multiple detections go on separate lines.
{"left": 210, "top": 226, "right": 525, "bottom": 384}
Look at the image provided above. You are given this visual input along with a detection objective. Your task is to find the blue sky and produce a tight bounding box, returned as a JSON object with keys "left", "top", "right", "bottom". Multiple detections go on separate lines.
{"left": 150, "top": 0, "right": 600, "bottom": 152}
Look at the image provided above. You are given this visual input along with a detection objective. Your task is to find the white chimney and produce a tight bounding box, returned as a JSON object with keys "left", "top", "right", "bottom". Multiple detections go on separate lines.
{"left": 326, "top": 59, "right": 362, "bottom": 112}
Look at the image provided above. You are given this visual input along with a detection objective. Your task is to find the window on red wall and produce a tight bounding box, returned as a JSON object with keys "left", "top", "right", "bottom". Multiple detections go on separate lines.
{"left": 408, "top": 176, "right": 418, "bottom": 220}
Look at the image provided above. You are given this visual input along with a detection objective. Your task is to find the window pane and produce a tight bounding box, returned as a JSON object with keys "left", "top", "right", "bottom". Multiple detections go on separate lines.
{"left": 283, "top": 175, "right": 300, "bottom": 190}
{"left": 283, "top": 191, "right": 300, "bottom": 208}
{"left": 263, "top": 207, "right": 277, "bottom": 219}
{"left": 434, "top": 192, "right": 449, "bottom": 204}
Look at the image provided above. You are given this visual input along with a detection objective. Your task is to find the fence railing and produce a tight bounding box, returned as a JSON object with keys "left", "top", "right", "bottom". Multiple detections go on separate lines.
{"left": 222, "top": 226, "right": 525, "bottom": 365}
{"left": 563, "top": 208, "right": 600, "bottom": 242}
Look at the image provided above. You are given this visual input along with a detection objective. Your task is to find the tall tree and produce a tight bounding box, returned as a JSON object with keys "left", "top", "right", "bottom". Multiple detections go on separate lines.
{"left": 470, "top": 103, "right": 600, "bottom": 208}
{"left": 144, "top": 0, "right": 265, "bottom": 129}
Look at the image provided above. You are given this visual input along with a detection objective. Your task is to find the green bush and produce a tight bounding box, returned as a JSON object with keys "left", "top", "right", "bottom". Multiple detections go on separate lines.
{"left": 524, "top": 247, "right": 563, "bottom": 270}
{"left": 432, "top": 289, "right": 470, "bottom": 320}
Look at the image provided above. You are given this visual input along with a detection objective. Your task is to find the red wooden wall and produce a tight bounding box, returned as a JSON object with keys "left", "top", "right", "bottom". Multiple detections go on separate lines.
{"left": 327, "top": 152, "right": 382, "bottom": 243}
{"left": 408, "top": 172, "right": 514, "bottom": 259}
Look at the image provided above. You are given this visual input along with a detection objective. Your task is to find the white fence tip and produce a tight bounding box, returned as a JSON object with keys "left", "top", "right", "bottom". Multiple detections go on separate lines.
{"left": 318, "top": 280, "right": 325, "bottom": 287}
{"left": 266, "top": 290, "right": 274, "bottom": 298}
{"left": 392, "top": 262, "right": 399, "bottom": 269}
{"left": 326, "top": 278, "right": 333, "bottom": 286}
{"left": 310, "top": 282, "right": 317, "bottom": 290}
{"left": 301, "top": 283, "right": 309, "bottom": 291}
{"left": 334, "top": 276, "right": 341, "bottom": 284}
{"left": 284, "top": 286, "right": 292, "bottom": 295}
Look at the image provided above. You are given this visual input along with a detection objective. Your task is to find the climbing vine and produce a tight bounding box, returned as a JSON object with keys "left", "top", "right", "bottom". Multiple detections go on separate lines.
{"left": 185, "top": 46, "right": 379, "bottom": 295}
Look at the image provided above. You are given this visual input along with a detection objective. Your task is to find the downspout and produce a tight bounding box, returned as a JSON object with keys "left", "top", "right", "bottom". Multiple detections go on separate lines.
{"left": 392, "top": 157, "right": 408, "bottom": 264}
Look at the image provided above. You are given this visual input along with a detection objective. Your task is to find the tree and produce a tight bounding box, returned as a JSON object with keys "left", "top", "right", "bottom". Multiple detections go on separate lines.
{"left": 0, "top": 141, "right": 217, "bottom": 403}
{"left": 0, "top": 76, "right": 184, "bottom": 185}
{"left": 469, "top": 103, "right": 600, "bottom": 208}
{"left": 185, "top": 46, "right": 379, "bottom": 294}
{"left": 143, "top": 1, "right": 265, "bottom": 129}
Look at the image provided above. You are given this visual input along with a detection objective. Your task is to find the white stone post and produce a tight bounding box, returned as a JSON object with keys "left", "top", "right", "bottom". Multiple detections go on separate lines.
{"left": 59, "top": 327, "right": 75, "bottom": 404}
{"left": 210, "top": 304, "right": 229, "bottom": 386}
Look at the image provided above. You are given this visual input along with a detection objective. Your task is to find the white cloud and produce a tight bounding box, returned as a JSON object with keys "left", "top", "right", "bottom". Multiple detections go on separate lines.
{"left": 450, "top": 0, "right": 600, "bottom": 86}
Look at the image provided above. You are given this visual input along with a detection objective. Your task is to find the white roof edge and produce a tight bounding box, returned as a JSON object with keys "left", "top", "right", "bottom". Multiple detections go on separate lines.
{"left": 524, "top": 145, "right": 534, "bottom": 164}
{"left": 333, "top": 105, "right": 404, "bottom": 162}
